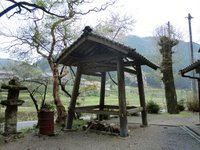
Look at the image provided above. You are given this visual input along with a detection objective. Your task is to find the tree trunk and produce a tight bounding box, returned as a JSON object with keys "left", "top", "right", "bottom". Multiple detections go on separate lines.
{"left": 159, "top": 36, "right": 179, "bottom": 114}
{"left": 51, "top": 62, "right": 67, "bottom": 124}
{"left": 162, "top": 59, "right": 179, "bottom": 114}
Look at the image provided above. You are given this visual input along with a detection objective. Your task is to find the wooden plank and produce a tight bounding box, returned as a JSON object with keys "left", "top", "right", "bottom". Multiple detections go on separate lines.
{"left": 61, "top": 56, "right": 78, "bottom": 66}
{"left": 117, "top": 57, "right": 128, "bottom": 137}
{"left": 75, "top": 105, "right": 99, "bottom": 109}
{"left": 198, "top": 79, "right": 200, "bottom": 121}
{"left": 126, "top": 106, "right": 137, "bottom": 109}
{"left": 82, "top": 72, "right": 102, "bottom": 77}
{"left": 136, "top": 64, "right": 148, "bottom": 126}
{"left": 75, "top": 105, "right": 138, "bottom": 110}
{"left": 99, "top": 72, "right": 106, "bottom": 121}
{"left": 87, "top": 36, "right": 129, "bottom": 55}
{"left": 127, "top": 107, "right": 143, "bottom": 115}
{"left": 104, "top": 105, "right": 119, "bottom": 109}
{"left": 75, "top": 108, "right": 119, "bottom": 115}
{"left": 57, "top": 37, "right": 86, "bottom": 64}
{"left": 66, "top": 66, "right": 82, "bottom": 129}
{"left": 102, "top": 105, "right": 138, "bottom": 110}
{"left": 78, "top": 55, "right": 117, "bottom": 64}
{"left": 83, "top": 66, "right": 116, "bottom": 73}
{"left": 124, "top": 67, "right": 137, "bottom": 74}
{"left": 83, "top": 63, "right": 116, "bottom": 69}
{"left": 124, "top": 61, "right": 136, "bottom": 66}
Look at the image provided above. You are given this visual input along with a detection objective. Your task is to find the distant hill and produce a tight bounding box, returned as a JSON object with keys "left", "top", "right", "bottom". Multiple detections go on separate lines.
{"left": 0, "top": 58, "right": 19, "bottom": 68}
{"left": 124, "top": 35, "right": 200, "bottom": 63}
{"left": 124, "top": 35, "right": 158, "bottom": 58}
{"left": 1, "top": 35, "right": 199, "bottom": 89}
{"left": 34, "top": 58, "right": 49, "bottom": 71}
{"left": 123, "top": 35, "right": 200, "bottom": 89}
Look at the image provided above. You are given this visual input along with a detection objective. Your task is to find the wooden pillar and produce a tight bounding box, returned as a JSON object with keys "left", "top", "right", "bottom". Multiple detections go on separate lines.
{"left": 197, "top": 79, "right": 200, "bottom": 123}
{"left": 99, "top": 72, "right": 106, "bottom": 121}
{"left": 136, "top": 64, "right": 148, "bottom": 126}
{"left": 117, "top": 57, "right": 128, "bottom": 137}
{"left": 66, "top": 66, "right": 82, "bottom": 129}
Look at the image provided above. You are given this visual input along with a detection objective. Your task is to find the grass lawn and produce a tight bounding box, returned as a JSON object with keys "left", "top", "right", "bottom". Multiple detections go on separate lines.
{"left": 0, "top": 86, "right": 192, "bottom": 122}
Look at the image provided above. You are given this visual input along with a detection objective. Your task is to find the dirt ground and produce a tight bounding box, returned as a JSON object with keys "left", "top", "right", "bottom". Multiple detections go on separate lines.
{"left": 1, "top": 112, "right": 200, "bottom": 150}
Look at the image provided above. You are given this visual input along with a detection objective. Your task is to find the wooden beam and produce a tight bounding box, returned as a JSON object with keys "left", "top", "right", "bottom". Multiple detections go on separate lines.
{"left": 82, "top": 72, "right": 102, "bottom": 77}
{"left": 124, "top": 61, "right": 136, "bottom": 66}
{"left": 74, "top": 106, "right": 143, "bottom": 116}
{"left": 82, "top": 66, "right": 116, "bottom": 73}
{"left": 75, "top": 108, "right": 119, "bottom": 115}
{"left": 117, "top": 57, "right": 128, "bottom": 137}
{"left": 126, "top": 106, "right": 137, "bottom": 109}
{"left": 136, "top": 64, "right": 148, "bottom": 126}
{"left": 99, "top": 72, "right": 106, "bottom": 121}
{"left": 104, "top": 105, "right": 119, "bottom": 109}
{"left": 197, "top": 79, "right": 200, "bottom": 122}
{"left": 87, "top": 36, "right": 130, "bottom": 55}
{"left": 74, "top": 105, "right": 99, "bottom": 109}
{"left": 127, "top": 107, "right": 143, "bottom": 115}
{"left": 83, "top": 63, "right": 116, "bottom": 69}
{"left": 57, "top": 37, "right": 86, "bottom": 64}
{"left": 79, "top": 55, "right": 117, "bottom": 63}
{"left": 66, "top": 66, "right": 82, "bottom": 129}
{"left": 124, "top": 67, "right": 137, "bottom": 74}
{"left": 104, "top": 105, "right": 138, "bottom": 109}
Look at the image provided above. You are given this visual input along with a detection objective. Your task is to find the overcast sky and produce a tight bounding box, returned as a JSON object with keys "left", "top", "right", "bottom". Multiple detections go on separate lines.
{"left": 0, "top": 0, "right": 200, "bottom": 59}
{"left": 115, "top": 0, "right": 200, "bottom": 43}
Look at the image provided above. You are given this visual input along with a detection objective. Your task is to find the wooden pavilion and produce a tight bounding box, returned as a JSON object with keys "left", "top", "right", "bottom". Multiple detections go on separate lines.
{"left": 56, "top": 27, "right": 158, "bottom": 137}
{"left": 180, "top": 60, "right": 200, "bottom": 122}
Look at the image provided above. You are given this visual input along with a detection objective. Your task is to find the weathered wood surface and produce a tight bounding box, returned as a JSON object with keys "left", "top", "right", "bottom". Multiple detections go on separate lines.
{"left": 136, "top": 64, "right": 148, "bottom": 126}
{"left": 82, "top": 72, "right": 102, "bottom": 77}
{"left": 56, "top": 30, "right": 159, "bottom": 137}
{"left": 117, "top": 57, "right": 128, "bottom": 137}
{"left": 74, "top": 105, "right": 99, "bottom": 109}
{"left": 124, "top": 68, "right": 137, "bottom": 74}
{"left": 75, "top": 106, "right": 143, "bottom": 116}
{"left": 99, "top": 72, "right": 106, "bottom": 121}
{"left": 127, "top": 107, "right": 143, "bottom": 115}
{"left": 75, "top": 108, "right": 119, "bottom": 115}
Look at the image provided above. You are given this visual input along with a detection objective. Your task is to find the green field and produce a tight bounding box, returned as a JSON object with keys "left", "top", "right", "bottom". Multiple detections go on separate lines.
{"left": 0, "top": 85, "right": 191, "bottom": 122}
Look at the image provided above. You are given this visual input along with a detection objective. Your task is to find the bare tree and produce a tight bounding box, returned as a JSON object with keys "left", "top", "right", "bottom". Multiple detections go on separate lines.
{"left": 0, "top": 0, "right": 116, "bottom": 18}
{"left": 0, "top": 0, "right": 117, "bottom": 124}
{"left": 155, "top": 22, "right": 180, "bottom": 114}
{"left": 94, "top": 12, "right": 135, "bottom": 40}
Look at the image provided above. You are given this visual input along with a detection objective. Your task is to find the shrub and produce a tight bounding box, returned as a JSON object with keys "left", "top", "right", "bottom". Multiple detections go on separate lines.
{"left": 40, "top": 103, "right": 55, "bottom": 111}
{"left": 146, "top": 100, "right": 160, "bottom": 114}
{"left": 187, "top": 99, "right": 199, "bottom": 112}
{"left": 177, "top": 99, "right": 185, "bottom": 111}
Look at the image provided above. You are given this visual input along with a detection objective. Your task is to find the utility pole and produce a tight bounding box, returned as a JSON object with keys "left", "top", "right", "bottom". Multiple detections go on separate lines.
{"left": 167, "top": 21, "right": 171, "bottom": 38}
{"left": 167, "top": 21, "right": 171, "bottom": 39}
{"left": 186, "top": 13, "right": 197, "bottom": 98}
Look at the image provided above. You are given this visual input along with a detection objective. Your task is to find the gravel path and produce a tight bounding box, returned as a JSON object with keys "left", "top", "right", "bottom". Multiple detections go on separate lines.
{"left": 1, "top": 112, "right": 200, "bottom": 150}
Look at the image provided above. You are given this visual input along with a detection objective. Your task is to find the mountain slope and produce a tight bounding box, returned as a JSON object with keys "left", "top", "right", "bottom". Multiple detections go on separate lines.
{"left": 1, "top": 35, "right": 199, "bottom": 89}
{"left": 0, "top": 58, "right": 19, "bottom": 68}
{"left": 124, "top": 35, "right": 200, "bottom": 89}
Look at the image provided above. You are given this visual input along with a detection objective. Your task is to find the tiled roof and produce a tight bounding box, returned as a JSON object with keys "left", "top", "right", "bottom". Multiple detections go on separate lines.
{"left": 180, "top": 60, "right": 200, "bottom": 74}
{"left": 57, "top": 29, "right": 158, "bottom": 70}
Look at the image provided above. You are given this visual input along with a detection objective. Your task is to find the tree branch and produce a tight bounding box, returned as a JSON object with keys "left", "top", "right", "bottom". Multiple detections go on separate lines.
{"left": 59, "top": 65, "right": 71, "bottom": 98}
{"left": 1, "top": 0, "right": 68, "bottom": 18}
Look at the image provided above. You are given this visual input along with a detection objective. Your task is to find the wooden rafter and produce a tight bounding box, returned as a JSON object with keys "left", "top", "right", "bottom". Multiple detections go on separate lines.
{"left": 58, "top": 29, "right": 159, "bottom": 137}
{"left": 87, "top": 36, "right": 130, "bottom": 55}
{"left": 82, "top": 66, "right": 116, "bottom": 74}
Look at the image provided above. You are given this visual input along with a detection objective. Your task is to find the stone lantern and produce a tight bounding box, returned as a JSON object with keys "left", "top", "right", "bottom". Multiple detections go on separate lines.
{"left": 0, "top": 77, "right": 27, "bottom": 135}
